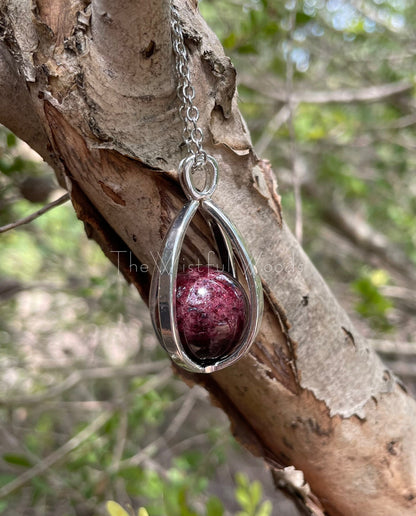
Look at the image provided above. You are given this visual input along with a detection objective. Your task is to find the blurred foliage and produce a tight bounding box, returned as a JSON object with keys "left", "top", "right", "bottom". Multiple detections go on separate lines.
{"left": 106, "top": 501, "right": 150, "bottom": 516}
{"left": 1, "top": 0, "right": 416, "bottom": 515}
{"left": 105, "top": 473, "right": 272, "bottom": 516}
{"left": 0, "top": 123, "right": 275, "bottom": 514}
{"left": 234, "top": 473, "right": 272, "bottom": 516}
{"left": 1, "top": 125, "right": 268, "bottom": 515}
{"left": 201, "top": 0, "right": 416, "bottom": 336}
{"left": 352, "top": 268, "right": 393, "bottom": 330}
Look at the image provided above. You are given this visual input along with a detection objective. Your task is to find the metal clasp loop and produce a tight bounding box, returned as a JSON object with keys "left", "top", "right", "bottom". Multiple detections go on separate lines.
{"left": 179, "top": 155, "right": 218, "bottom": 201}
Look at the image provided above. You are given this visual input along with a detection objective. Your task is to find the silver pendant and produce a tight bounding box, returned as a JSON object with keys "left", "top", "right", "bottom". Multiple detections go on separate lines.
{"left": 150, "top": 155, "right": 263, "bottom": 373}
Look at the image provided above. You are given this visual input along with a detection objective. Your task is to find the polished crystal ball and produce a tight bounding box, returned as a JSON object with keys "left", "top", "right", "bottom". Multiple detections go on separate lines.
{"left": 176, "top": 265, "right": 248, "bottom": 363}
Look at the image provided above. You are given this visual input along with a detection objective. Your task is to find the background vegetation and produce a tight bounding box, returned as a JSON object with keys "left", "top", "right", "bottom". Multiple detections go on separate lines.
{"left": 0, "top": 0, "right": 415, "bottom": 514}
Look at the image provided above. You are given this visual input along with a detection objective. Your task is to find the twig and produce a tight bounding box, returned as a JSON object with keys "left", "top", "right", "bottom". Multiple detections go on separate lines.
{"left": 0, "top": 411, "right": 113, "bottom": 499}
{"left": 164, "top": 388, "right": 198, "bottom": 441}
{"left": 139, "top": 456, "right": 169, "bottom": 479}
{"left": 381, "top": 112, "right": 416, "bottom": 130}
{"left": 370, "top": 339, "right": 416, "bottom": 356}
{"left": 383, "top": 361, "right": 416, "bottom": 378}
{"left": 255, "top": 105, "right": 292, "bottom": 156}
{"left": 116, "top": 388, "right": 198, "bottom": 471}
{"left": 111, "top": 376, "right": 129, "bottom": 474}
{"left": 39, "top": 400, "right": 116, "bottom": 410}
{"left": 240, "top": 76, "right": 412, "bottom": 105}
{"left": 0, "top": 193, "right": 70, "bottom": 234}
{"left": 112, "top": 407, "right": 128, "bottom": 472}
{"left": 0, "top": 360, "right": 169, "bottom": 407}
{"left": 133, "top": 367, "right": 173, "bottom": 395}
{"left": 163, "top": 432, "right": 212, "bottom": 456}
{"left": 115, "top": 434, "right": 164, "bottom": 471}
{"left": 380, "top": 285, "right": 416, "bottom": 310}
{"left": 108, "top": 369, "right": 173, "bottom": 474}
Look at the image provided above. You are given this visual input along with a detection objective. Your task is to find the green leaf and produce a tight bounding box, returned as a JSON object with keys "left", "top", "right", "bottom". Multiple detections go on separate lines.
{"left": 2, "top": 453, "right": 32, "bottom": 467}
{"left": 106, "top": 501, "right": 130, "bottom": 516}
{"left": 234, "top": 473, "right": 273, "bottom": 515}
{"left": 222, "top": 32, "right": 237, "bottom": 49}
{"left": 256, "top": 500, "right": 272, "bottom": 516}
{"left": 206, "top": 496, "right": 224, "bottom": 516}
{"left": 296, "top": 12, "right": 312, "bottom": 25}
{"left": 352, "top": 269, "right": 393, "bottom": 330}
{"left": 249, "top": 480, "right": 262, "bottom": 508}
{"left": 6, "top": 132, "right": 16, "bottom": 148}
{"left": 235, "top": 472, "right": 248, "bottom": 489}
{"left": 237, "top": 43, "right": 257, "bottom": 54}
{"left": 235, "top": 486, "right": 251, "bottom": 510}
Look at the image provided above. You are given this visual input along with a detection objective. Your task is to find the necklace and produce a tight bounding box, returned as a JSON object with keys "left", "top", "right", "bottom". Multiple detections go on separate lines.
{"left": 149, "top": 4, "right": 263, "bottom": 373}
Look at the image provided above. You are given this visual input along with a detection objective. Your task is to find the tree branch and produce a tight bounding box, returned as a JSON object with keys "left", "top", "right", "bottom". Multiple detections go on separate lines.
{"left": 90, "top": 0, "right": 174, "bottom": 95}
{"left": 1, "top": 1, "right": 416, "bottom": 513}
{"left": 0, "top": 43, "right": 49, "bottom": 158}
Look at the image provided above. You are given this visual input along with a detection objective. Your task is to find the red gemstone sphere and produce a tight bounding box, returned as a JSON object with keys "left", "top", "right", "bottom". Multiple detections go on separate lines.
{"left": 176, "top": 265, "right": 248, "bottom": 363}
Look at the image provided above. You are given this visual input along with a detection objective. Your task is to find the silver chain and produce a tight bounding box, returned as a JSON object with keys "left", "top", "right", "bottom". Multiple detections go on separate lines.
{"left": 170, "top": 4, "right": 207, "bottom": 166}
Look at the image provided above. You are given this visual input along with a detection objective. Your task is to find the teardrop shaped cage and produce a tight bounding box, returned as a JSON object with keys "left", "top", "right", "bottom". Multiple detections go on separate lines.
{"left": 149, "top": 156, "right": 263, "bottom": 373}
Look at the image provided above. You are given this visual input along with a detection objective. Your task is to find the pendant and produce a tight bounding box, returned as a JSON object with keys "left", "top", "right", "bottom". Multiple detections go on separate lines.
{"left": 150, "top": 155, "right": 263, "bottom": 373}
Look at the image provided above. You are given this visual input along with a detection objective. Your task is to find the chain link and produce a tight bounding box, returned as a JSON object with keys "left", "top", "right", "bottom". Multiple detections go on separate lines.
{"left": 171, "top": 4, "right": 207, "bottom": 166}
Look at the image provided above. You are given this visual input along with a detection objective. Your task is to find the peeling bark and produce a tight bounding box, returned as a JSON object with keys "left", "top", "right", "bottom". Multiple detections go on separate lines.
{"left": 1, "top": 1, "right": 416, "bottom": 514}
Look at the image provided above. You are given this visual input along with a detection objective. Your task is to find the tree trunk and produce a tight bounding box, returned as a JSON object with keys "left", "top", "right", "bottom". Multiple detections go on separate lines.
{"left": 1, "top": 1, "right": 416, "bottom": 514}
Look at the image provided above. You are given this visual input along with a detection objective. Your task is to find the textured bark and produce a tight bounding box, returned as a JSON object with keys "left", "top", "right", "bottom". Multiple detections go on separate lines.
{"left": 1, "top": 1, "right": 416, "bottom": 514}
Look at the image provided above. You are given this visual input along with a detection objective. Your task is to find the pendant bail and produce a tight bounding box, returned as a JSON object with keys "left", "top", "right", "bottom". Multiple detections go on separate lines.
{"left": 179, "top": 155, "right": 219, "bottom": 201}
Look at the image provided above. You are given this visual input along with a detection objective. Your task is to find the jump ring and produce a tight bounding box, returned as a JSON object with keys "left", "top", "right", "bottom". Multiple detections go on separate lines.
{"left": 179, "top": 155, "right": 218, "bottom": 201}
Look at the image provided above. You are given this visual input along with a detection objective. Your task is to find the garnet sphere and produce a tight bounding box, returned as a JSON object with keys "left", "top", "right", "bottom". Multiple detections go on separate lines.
{"left": 176, "top": 265, "right": 248, "bottom": 363}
